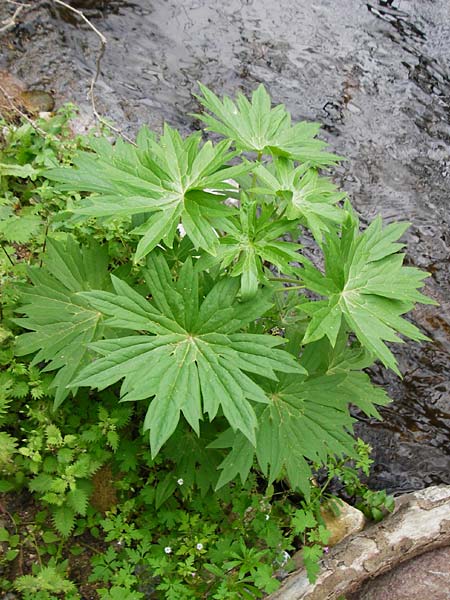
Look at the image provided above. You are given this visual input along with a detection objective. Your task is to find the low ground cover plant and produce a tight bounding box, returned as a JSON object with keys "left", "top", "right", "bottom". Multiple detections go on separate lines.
{"left": 0, "top": 86, "right": 431, "bottom": 597}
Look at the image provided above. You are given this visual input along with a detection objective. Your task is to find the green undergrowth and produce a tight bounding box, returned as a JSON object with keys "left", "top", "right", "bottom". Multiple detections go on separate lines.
{"left": 0, "top": 89, "right": 426, "bottom": 598}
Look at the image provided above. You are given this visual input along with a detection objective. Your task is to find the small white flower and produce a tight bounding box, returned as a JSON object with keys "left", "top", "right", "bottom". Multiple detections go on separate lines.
{"left": 196, "top": 543, "right": 203, "bottom": 550}
{"left": 164, "top": 546, "right": 172, "bottom": 554}
{"left": 280, "top": 550, "right": 290, "bottom": 566}
{"left": 265, "top": 514, "right": 270, "bottom": 521}
{"left": 177, "top": 478, "right": 184, "bottom": 485}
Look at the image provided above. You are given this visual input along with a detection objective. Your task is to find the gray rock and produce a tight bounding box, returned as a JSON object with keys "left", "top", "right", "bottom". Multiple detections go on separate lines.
{"left": 349, "top": 546, "right": 450, "bottom": 600}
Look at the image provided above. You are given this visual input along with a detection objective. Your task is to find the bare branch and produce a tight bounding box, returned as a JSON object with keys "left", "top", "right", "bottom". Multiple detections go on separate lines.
{"left": 0, "top": 84, "right": 49, "bottom": 137}
{"left": 51, "top": 0, "right": 106, "bottom": 44}
{"left": 51, "top": 0, "right": 136, "bottom": 145}
{"left": 0, "top": 3, "right": 25, "bottom": 33}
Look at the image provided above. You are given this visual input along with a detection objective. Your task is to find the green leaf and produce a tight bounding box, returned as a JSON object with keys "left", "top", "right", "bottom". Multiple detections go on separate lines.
{"left": 299, "top": 211, "right": 436, "bottom": 373}
{"left": 5, "top": 549, "right": 19, "bottom": 561}
{"left": 0, "top": 432, "right": 17, "bottom": 466}
{"left": 195, "top": 83, "right": 341, "bottom": 165}
{"left": 14, "top": 236, "right": 111, "bottom": 408}
{"left": 0, "top": 214, "right": 42, "bottom": 243}
{"left": 66, "top": 487, "right": 89, "bottom": 516}
{"left": 292, "top": 509, "right": 317, "bottom": 534}
{"left": 253, "top": 564, "right": 281, "bottom": 594}
{"left": 42, "top": 531, "right": 60, "bottom": 544}
{"left": 29, "top": 473, "right": 55, "bottom": 493}
{"left": 72, "top": 253, "right": 303, "bottom": 456}
{"left": 302, "top": 545, "right": 323, "bottom": 583}
{"left": 46, "top": 126, "right": 251, "bottom": 259}
{"left": 52, "top": 505, "right": 76, "bottom": 537}
{"left": 0, "top": 162, "right": 38, "bottom": 179}
{"left": 255, "top": 159, "right": 346, "bottom": 242}
{"left": 14, "top": 566, "right": 77, "bottom": 594}
{"left": 203, "top": 200, "right": 301, "bottom": 299}
{"left": 213, "top": 366, "right": 388, "bottom": 497}
{"left": 155, "top": 473, "right": 177, "bottom": 509}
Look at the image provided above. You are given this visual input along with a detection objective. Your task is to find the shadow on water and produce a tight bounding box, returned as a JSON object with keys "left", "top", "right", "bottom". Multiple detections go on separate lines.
{"left": 1, "top": 0, "right": 449, "bottom": 493}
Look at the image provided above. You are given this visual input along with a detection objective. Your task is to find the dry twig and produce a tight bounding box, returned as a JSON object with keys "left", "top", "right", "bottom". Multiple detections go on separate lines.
{"left": 0, "top": 2, "right": 26, "bottom": 33}
{"left": 51, "top": 0, "right": 136, "bottom": 144}
{"left": 2, "top": 0, "right": 135, "bottom": 144}
{"left": 0, "top": 83, "right": 49, "bottom": 137}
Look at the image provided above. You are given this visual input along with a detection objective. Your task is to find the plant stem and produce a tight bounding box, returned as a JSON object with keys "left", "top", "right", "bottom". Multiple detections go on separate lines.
{"left": 39, "top": 220, "right": 50, "bottom": 268}
{"left": 249, "top": 151, "right": 263, "bottom": 200}
{"left": 274, "top": 285, "right": 304, "bottom": 292}
{"left": 1, "top": 242, "right": 14, "bottom": 266}
{"left": 268, "top": 277, "right": 302, "bottom": 284}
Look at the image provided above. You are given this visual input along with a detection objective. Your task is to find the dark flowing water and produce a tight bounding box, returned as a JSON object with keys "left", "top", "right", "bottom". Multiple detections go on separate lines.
{"left": 1, "top": 0, "right": 449, "bottom": 494}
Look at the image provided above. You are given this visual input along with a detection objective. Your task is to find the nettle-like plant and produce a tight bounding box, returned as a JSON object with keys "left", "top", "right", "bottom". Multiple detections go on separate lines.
{"left": 14, "top": 85, "right": 433, "bottom": 497}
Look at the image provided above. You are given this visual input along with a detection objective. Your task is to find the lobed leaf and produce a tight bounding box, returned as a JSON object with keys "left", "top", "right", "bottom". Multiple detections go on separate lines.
{"left": 195, "top": 83, "right": 342, "bottom": 165}
{"left": 72, "top": 253, "right": 304, "bottom": 456}
{"left": 14, "top": 236, "right": 111, "bottom": 408}
{"left": 299, "top": 211, "right": 435, "bottom": 373}
{"left": 47, "top": 126, "right": 250, "bottom": 259}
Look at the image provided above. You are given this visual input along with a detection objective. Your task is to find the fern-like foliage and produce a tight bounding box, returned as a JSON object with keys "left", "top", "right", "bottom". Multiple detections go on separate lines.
{"left": 0, "top": 431, "right": 17, "bottom": 471}
{"left": 14, "top": 565, "right": 77, "bottom": 595}
{"left": 0, "top": 373, "right": 14, "bottom": 425}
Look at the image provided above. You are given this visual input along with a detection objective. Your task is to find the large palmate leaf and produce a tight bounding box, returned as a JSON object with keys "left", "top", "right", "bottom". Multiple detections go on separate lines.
{"left": 14, "top": 237, "right": 111, "bottom": 408}
{"left": 298, "top": 209, "right": 435, "bottom": 373}
{"left": 212, "top": 330, "right": 389, "bottom": 496}
{"left": 200, "top": 200, "right": 301, "bottom": 299}
{"left": 72, "top": 254, "right": 304, "bottom": 456}
{"left": 255, "top": 158, "right": 346, "bottom": 242}
{"left": 195, "top": 84, "right": 341, "bottom": 165}
{"left": 46, "top": 125, "right": 251, "bottom": 260}
{"left": 211, "top": 366, "right": 389, "bottom": 498}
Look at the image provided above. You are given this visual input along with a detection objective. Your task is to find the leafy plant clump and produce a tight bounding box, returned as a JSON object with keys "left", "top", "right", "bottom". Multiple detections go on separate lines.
{"left": 0, "top": 86, "right": 433, "bottom": 597}
{"left": 21, "top": 84, "right": 432, "bottom": 491}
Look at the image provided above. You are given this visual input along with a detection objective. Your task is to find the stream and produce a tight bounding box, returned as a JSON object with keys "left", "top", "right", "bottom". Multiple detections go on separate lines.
{"left": 1, "top": 0, "right": 449, "bottom": 494}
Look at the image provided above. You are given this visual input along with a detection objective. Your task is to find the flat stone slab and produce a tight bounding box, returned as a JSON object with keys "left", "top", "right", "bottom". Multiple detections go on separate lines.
{"left": 349, "top": 546, "right": 450, "bottom": 600}
{"left": 269, "top": 486, "right": 450, "bottom": 600}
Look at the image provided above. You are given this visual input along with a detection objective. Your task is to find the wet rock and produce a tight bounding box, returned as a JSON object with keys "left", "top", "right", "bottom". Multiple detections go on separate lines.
{"left": 21, "top": 90, "right": 54, "bottom": 112}
{"left": 0, "top": 71, "right": 54, "bottom": 116}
